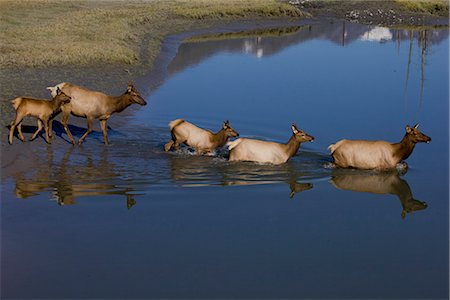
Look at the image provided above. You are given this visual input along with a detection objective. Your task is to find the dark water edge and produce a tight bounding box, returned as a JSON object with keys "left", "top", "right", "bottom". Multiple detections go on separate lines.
{"left": 1, "top": 19, "right": 449, "bottom": 299}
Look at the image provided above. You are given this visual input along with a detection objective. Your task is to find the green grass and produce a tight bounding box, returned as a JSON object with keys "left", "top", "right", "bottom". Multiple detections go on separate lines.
{"left": 0, "top": 0, "right": 303, "bottom": 68}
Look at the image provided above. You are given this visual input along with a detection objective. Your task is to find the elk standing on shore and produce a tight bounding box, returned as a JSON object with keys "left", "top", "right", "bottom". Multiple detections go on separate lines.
{"left": 328, "top": 124, "right": 431, "bottom": 170}
{"left": 9, "top": 87, "right": 71, "bottom": 145}
{"left": 164, "top": 119, "right": 239, "bottom": 154}
{"left": 227, "top": 123, "right": 314, "bottom": 164}
{"left": 47, "top": 82, "right": 147, "bottom": 145}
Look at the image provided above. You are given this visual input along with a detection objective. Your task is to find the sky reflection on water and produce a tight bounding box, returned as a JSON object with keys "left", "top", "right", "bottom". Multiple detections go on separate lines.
{"left": 2, "top": 21, "right": 448, "bottom": 299}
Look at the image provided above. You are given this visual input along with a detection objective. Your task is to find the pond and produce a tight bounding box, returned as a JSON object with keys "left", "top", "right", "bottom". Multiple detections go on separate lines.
{"left": 1, "top": 21, "right": 448, "bottom": 299}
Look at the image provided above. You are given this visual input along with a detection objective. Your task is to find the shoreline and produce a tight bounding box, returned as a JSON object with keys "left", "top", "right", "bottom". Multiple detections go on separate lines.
{"left": 0, "top": 18, "right": 320, "bottom": 181}
{"left": 2, "top": 18, "right": 447, "bottom": 176}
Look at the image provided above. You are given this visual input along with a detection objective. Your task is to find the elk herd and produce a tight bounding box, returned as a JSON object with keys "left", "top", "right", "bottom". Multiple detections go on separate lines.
{"left": 8, "top": 82, "right": 431, "bottom": 170}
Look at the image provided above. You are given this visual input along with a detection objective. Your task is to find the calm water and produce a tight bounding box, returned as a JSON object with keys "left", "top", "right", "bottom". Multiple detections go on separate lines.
{"left": 1, "top": 21, "right": 449, "bottom": 299}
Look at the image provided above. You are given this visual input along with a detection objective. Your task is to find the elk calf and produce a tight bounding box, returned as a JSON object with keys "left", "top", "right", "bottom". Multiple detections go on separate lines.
{"left": 228, "top": 124, "right": 314, "bottom": 164}
{"left": 164, "top": 119, "right": 239, "bottom": 154}
{"left": 47, "top": 82, "right": 147, "bottom": 145}
{"left": 329, "top": 124, "right": 431, "bottom": 170}
{"left": 9, "top": 88, "right": 71, "bottom": 145}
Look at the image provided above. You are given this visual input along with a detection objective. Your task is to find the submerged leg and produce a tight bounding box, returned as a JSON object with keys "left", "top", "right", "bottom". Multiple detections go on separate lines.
{"left": 30, "top": 119, "right": 43, "bottom": 141}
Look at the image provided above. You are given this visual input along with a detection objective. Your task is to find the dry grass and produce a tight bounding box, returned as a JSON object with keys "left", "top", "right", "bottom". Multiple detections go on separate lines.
{"left": 0, "top": 0, "right": 303, "bottom": 68}
{"left": 184, "top": 26, "right": 304, "bottom": 43}
{"left": 395, "top": 0, "right": 449, "bottom": 15}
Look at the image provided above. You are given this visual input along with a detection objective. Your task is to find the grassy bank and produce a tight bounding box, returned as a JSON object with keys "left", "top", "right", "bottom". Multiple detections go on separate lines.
{"left": 0, "top": 0, "right": 303, "bottom": 68}
{"left": 395, "top": 0, "right": 449, "bottom": 15}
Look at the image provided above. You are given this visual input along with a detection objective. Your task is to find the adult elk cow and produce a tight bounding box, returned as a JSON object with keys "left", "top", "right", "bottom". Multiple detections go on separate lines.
{"left": 328, "top": 124, "right": 431, "bottom": 170}
{"left": 47, "top": 82, "right": 147, "bottom": 145}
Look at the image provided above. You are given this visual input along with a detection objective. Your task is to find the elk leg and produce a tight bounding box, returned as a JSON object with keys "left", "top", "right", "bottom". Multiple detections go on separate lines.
{"left": 44, "top": 120, "right": 51, "bottom": 144}
{"left": 164, "top": 140, "right": 174, "bottom": 152}
{"left": 78, "top": 117, "right": 94, "bottom": 145}
{"left": 30, "top": 119, "right": 43, "bottom": 141}
{"left": 196, "top": 149, "right": 206, "bottom": 155}
{"left": 61, "top": 111, "right": 75, "bottom": 145}
{"left": 99, "top": 119, "right": 109, "bottom": 145}
{"left": 48, "top": 119, "right": 53, "bottom": 138}
{"left": 17, "top": 123, "right": 25, "bottom": 142}
{"left": 9, "top": 114, "right": 24, "bottom": 145}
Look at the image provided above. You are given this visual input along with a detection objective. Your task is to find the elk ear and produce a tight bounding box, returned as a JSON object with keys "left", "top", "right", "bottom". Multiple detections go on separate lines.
{"left": 413, "top": 123, "right": 419, "bottom": 129}
{"left": 291, "top": 123, "right": 299, "bottom": 134}
{"left": 401, "top": 210, "right": 407, "bottom": 219}
{"left": 406, "top": 125, "right": 412, "bottom": 133}
{"left": 127, "top": 81, "right": 133, "bottom": 92}
{"left": 223, "top": 121, "right": 228, "bottom": 129}
{"left": 56, "top": 87, "right": 62, "bottom": 95}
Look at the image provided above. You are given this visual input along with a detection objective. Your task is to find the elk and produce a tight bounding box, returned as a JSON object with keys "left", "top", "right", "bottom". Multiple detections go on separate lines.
{"left": 164, "top": 119, "right": 239, "bottom": 154}
{"left": 8, "top": 87, "right": 71, "bottom": 145}
{"left": 227, "top": 123, "right": 314, "bottom": 164}
{"left": 46, "top": 82, "right": 147, "bottom": 145}
{"left": 328, "top": 124, "right": 431, "bottom": 170}
{"left": 330, "top": 171, "right": 428, "bottom": 219}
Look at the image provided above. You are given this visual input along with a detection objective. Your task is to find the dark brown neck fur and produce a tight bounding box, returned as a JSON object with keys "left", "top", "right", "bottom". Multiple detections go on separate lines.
{"left": 210, "top": 129, "right": 229, "bottom": 147}
{"left": 393, "top": 134, "right": 416, "bottom": 161}
{"left": 111, "top": 93, "right": 133, "bottom": 113}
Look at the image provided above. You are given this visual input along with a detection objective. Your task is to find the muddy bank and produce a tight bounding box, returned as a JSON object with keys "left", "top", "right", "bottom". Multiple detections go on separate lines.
{"left": 1, "top": 17, "right": 448, "bottom": 183}
{"left": 0, "top": 19, "right": 315, "bottom": 180}
{"left": 0, "top": 19, "right": 314, "bottom": 130}
{"left": 287, "top": 0, "right": 449, "bottom": 26}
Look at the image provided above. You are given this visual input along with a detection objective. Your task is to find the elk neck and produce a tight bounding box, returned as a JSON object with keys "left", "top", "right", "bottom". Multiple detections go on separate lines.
{"left": 284, "top": 134, "right": 301, "bottom": 158}
{"left": 111, "top": 93, "right": 134, "bottom": 113}
{"left": 393, "top": 134, "right": 416, "bottom": 161}
{"left": 210, "top": 129, "right": 229, "bottom": 147}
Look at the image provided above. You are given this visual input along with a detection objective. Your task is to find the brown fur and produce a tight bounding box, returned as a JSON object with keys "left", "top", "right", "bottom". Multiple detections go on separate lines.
{"left": 47, "top": 82, "right": 147, "bottom": 145}
{"left": 329, "top": 124, "right": 431, "bottom": 170}
{"left": 228, "top": 123, "right": 314, "bottom": 164}
{"left": 8, "top": 88, "right": 71, "bottom": 144}
{"left": 164, "top": 120, "right": 239, "bottom": 154}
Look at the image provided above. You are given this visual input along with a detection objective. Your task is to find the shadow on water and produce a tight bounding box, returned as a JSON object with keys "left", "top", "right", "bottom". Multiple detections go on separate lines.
{"left": 6, "top": 121, "right": 95, "bottom": 145}
{"left": 330, "top": 169, "right": 428, "bottom": 219}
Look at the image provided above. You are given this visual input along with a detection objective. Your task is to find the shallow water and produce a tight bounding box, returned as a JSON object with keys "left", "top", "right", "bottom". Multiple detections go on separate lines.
{"left": 1, "top": 21, "right": 449, "bottom": 299}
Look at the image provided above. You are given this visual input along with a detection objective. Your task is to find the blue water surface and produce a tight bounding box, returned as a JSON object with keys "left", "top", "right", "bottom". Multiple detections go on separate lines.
{"left": 2, "top": 21, "right": 448, "bottom": 299}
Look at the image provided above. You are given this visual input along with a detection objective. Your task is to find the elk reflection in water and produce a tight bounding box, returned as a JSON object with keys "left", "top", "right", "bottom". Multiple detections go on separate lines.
{"left": 330, "top": 171, "right": 427, "bottom": 219}
{"left": 167, "top": 152, "right": 314, "bottom": 199}
{"left": 13, "top": 146, "right": 138, "bottom": 208}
